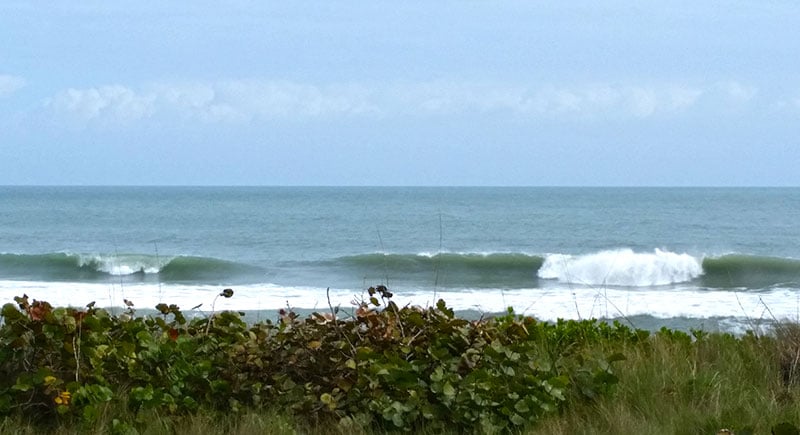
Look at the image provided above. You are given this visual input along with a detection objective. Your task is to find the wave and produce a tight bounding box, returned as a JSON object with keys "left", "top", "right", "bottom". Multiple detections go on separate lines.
{"left": 331, "top": 250, "right": 800, "bottom": 290}
{"left": 0, "top": 253, "right": 264, "bottom": 283}
{"left": 334, "top": 250, "right": 707, "bottom": 288}
{"left": 538, "top": 249, "right": 703, "bottom": 287}
{"left": 332, "top": 252, "right": 545, "bottom": 288}
{"left": 538, "top": 250, "right": 800, "bottom": 288}
{"left": 338, "top": 252, "right": 545, "bottom": 272}
{"left": 158, "top": 256, "right": 264, "bottom": 282}
{"left": 3, "top": 250, "right": 800, "bottom": 290}
{"left": 701, "top": 254, "right": 800, "bottom": 288}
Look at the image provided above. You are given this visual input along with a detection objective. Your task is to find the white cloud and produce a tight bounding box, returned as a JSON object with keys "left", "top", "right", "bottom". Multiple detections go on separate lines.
{"left": 42, "top": 79, "right": 751, "bottom": 125}
{"left": 786, "top": 94, "right": 800, "bottom": 113}
{"left": 46, "top": 80, "right": 378, "bottom": 124}
{"left": 389, "top": 82, "right": 706, "bottom": 119}
{"left": 46, "top": 85, "right": 155, "bottom": 123}
{"left": 214, "top": 80, "right": 379, "bottom": 118}
{"left": 512, "top": 84, "right": 703, "bottom": 118}
{"left": 158, "top": 82, "right": 215, "bottom": 109}
{"left": 0, "top": 74, "right": 26, "bottom": 97}
{"left": 665, "top": 86, "right": 705, "bottom": 110}
{"left": 771, "top": 90, "right": 800, "bottom": 113}
{"left": 387, "top": 82, "right": 529, "bottom": 115}
{"left": 627, "top": 88, "right": 658, "bottom": 117}
{"left": 716, "top": 81, "right": 758, "bottom": 102}
{"left": 149, "top": 82, "right": 246, "bottom": 123}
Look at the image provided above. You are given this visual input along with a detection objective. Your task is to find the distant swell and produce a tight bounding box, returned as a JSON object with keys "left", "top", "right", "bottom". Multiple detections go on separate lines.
{"left": 0, "top": 253, "right": 263, "bottom": 283}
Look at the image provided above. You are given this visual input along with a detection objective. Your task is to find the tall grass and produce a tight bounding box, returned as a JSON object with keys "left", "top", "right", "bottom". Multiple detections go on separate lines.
{"left": 531, "top": 327, "right": 800, "bottom": 434}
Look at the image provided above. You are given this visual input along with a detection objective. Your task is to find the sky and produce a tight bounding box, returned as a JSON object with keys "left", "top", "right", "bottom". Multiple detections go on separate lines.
{"left": 1, "top": 1, "right": 799, "bottom": 186}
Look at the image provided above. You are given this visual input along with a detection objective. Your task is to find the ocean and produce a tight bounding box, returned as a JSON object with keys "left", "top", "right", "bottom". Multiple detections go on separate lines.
{"left": 2, "top": 186, "right": 800, "bottom": 333}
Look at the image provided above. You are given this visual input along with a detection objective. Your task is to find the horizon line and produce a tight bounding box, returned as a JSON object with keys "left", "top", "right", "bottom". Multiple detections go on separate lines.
{"left": 1, "top": 184, "right": 798, "bottom": 189}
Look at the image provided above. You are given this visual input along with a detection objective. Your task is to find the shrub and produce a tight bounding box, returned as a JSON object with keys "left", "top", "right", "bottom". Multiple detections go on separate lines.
{"left": 0, "top": 287, "right": 633, "bottom": 432}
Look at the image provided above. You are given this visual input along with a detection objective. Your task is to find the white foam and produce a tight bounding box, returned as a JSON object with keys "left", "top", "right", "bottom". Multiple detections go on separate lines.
{"left": 3, "top": 280, "right": 799, "bottom": 331}
{"left": 77, "top": 254, "right": 165, "bottom": 276}
{"left": 415, "top": 250, "right": 533, "bottom": 257}
{"left": 538, "top": 248, "right": 703, "bottom": 286}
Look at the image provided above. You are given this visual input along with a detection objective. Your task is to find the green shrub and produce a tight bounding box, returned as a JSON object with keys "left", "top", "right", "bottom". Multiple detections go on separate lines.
{"left": 0, "top": 287, "right": 635, "bottom": 432}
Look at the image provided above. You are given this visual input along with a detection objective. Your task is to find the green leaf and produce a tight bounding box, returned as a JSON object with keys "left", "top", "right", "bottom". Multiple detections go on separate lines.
{"left": 82, "top": 404, "right": 100, "bottom": 423}
{"left": 11, "top": 380, "right": 31, "bottom": 392}
{"left": 442, "top": 382, "right": 455, "bottom": 398}
{"left": 510, "top": 413, "right": 526, "bottom": 425}
{"left": 1, "top": 303, "right": 24, "bottom": 321}
{"left": 320, "top": 393, "right": 336, "bottom": 410}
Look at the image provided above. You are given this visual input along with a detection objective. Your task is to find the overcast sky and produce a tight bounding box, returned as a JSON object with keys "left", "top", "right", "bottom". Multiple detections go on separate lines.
{"left": 1, "top": 1, "right": 799, "bottom": 186}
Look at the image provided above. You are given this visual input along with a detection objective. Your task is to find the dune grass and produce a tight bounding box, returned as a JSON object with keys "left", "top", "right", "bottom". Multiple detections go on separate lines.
{"left": 531, "top": 325, "right": 800, "bottom": 435}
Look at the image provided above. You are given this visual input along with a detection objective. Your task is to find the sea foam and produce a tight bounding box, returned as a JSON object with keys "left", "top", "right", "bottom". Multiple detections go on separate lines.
{"left": 537, "top": 248, "right": 703, "bottom": 287}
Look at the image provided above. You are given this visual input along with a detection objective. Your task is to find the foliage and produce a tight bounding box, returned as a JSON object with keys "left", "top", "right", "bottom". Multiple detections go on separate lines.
{"left": 0, "top": 286, "right": 639, "bottom": 432}
{"left": 2, "top": 288, "right": 800, "bottom": 433}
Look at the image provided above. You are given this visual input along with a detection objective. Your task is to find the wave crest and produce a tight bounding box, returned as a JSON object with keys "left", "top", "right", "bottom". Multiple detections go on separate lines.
{"left": 0, "top": 252, "right": 263, "bottom": 283}
{"left": 538, "top": 249, "right": 703, "bottom": 287}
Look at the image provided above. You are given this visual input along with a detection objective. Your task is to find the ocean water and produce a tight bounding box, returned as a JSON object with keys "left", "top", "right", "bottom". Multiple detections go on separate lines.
{"left": 2, "top": 186, "right": 800, "bottom": 333}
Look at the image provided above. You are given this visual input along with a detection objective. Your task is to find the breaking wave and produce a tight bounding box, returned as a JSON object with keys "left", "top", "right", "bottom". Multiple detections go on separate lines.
{"left": 538, "top": 249, "right": 703, "bottom": 287}
{"left": 0, "top": 253, "right": 264, "bottom": 283}
{"left": 332, "top": 249, "right": 800, "bottom": 289}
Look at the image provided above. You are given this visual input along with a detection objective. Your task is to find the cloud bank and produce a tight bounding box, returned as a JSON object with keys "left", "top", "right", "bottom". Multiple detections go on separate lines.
{"left": 42, "top": 79, "right": 760, "bottom": 125}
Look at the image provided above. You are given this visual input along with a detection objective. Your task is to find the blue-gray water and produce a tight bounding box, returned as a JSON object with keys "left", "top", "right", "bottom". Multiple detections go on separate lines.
{"left": 2, "top": 186, "right": 800, "bottom": 333}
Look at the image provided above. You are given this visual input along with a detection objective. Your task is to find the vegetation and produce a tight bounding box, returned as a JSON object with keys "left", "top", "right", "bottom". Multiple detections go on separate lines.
{"left": 0, "top": 286, "right": 798, "bottom": 434}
